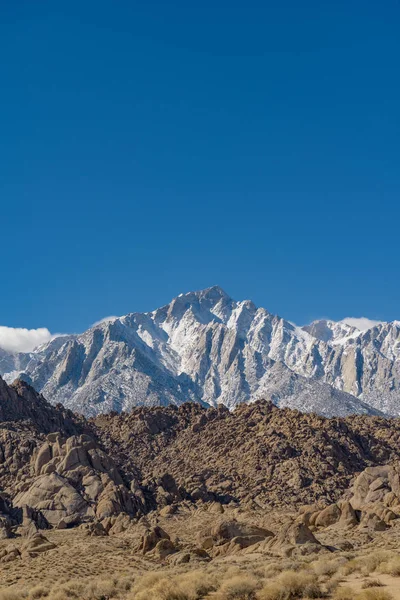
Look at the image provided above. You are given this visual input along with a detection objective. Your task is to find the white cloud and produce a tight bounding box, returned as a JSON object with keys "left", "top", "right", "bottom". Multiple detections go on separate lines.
{"left": 341, "top": 317, "right": 383, "bottom": 331}
{"left": 91, "top": 316, "right": 119, "bottom": 328}
{"left": 0, "top": 326, "right": 54, "bottom": 353}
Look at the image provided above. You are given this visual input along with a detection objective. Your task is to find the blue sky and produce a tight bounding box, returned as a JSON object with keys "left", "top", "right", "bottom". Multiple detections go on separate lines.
{"left": 1, "top": 1, "right": 399, "bottom": 338}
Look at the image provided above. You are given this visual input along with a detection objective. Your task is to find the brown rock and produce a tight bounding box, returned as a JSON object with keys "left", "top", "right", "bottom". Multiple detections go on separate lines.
{"left": 314, "top": 504, "right": 341, "bottom": 528}
{"left": 0, "top": 516, "right": 11, "bottom": 539}
{"left": 23, "top": 533, "right": 56, "bottom": 557}
{"left": 153, "top": 538, "right": 177, "bottom": 558}
{"left": 141, "top": 526, "right": 170, "bottom": 554}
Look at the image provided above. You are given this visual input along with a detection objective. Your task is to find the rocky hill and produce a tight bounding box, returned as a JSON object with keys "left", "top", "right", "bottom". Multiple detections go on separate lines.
{"left": 1, "top": 375, "right": 400, "bottom": 518}
{"left": 1, "top": 286, "right": 400, "bottom": 417}
{"left": 91, "top": 399, "right": 400, "bottom": 509}
{"left": 2, "top": 375, "right": 400, "bottom": 583}
{"left": 0, "top": 377, "right": 79, "bottom": 435}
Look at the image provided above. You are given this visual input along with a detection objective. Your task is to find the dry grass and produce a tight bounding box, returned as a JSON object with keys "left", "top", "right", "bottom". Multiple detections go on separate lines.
{"left": 262, "top": 562, "right": 297, "bottom": 579}
{"left": 0, "top": 592, "right": 23, "bottom": 600}
{"left": 312, "top": 557, "right": 347, "bottom": 577}
{"left": 356, "top": 590, "right": 394, "bottom": 600}
{"left": 340, "top": 551, "right": 399, "bottom": 577}
{"left": 378, "top": 556, "right": 400, "bottom": 577}
{"left": 28, "top": 585, "right": 51, "bottom": 599}
{"left": 128, "top": 570, "right": 218, "bottom": 600}
{"left": 210, "top": 575, "right": 259, "bottom": 599}
{"left": 0, "top": 541, "right": 399, "bottom": 600}
{"left": 257, "top": 569, "right": 322, "bottom": 600}
{"left": 332, "top": 586, "right": 355, "bottom": 600}
{"left": 334, "top": 586, "right": 394, "bottom": 600}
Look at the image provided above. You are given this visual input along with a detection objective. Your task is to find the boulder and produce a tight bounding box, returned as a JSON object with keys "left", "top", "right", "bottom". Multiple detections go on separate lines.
{"left": 338, "top": 501, "right": 359, "bottom": 527}
{"left": 200, "top": 520, "right": 273, "bottom": 546}
{"left": 197, "top": 520, "right": 274, "bottom": 556}
{"left": 34, "top": 443, "right": 52, "bottom": 475}
{"left": 14, "top": 472, "right": 90, "bottom": 526}
{"left": 80, "top": 521, "right": 108, "bottom": 537}
{"left": 22, "top": 533, "right": 56, "bottom": 557}
{"left": 96, "top": 481, "right": 138, "bottom": 519}
{"left": 153, "top": 538, "right": 178, "bottom": 558}
{"left": 350, "top": 466, "right": 393, "bottom": 509}
{"left": 0, "top": 545, "right": 21, "bottom": 563}
{"left": 140, "top": 526, "right": 170, "bottom": 554}
{"left": 107, "top": 513, "right": 132, "bottom": 535}
{"left": 267, "top": 521, "right": 323, "bottom": 557}
{"left": 159, "top": 504, "right": 178, "bottom": 517}
{"left": 359, "top": 511, "right": 389, "bottom": 532}
{"left": 314, "top": 504, "right": 341, "bottom": 528}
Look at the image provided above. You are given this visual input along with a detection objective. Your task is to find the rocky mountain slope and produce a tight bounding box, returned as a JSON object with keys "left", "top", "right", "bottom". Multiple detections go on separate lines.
{"left": 1, "top": 375, "right": 400, "bottom": 549}
{"left": 1, "top": 286, "right": 399, "bottom": 416}
{"left": 3, "top": 374, "right": 400, "bottom": 592}
{"left": 1, "top": 375, "right": 400, "bottom": 514}
{"left": 90, "top": 399, "right": 400, "bottom": 509}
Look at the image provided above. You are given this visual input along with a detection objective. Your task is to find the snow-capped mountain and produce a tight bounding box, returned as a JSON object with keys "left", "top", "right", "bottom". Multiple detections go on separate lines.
{"left": 0, "top": 286, "right": 399, "bottom": 417}
{"left": 302, "top": 319, "right": 360, "bottom": 344}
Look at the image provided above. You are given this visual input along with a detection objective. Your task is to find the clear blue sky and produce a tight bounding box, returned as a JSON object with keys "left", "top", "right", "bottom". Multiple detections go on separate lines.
{"left": 1, "top": 1, "right": 399, "bottom": 333}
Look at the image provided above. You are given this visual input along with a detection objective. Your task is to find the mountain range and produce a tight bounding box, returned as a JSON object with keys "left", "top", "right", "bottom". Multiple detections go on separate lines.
{"left": 1, "top": 286, "right": 400, "bottom": 417}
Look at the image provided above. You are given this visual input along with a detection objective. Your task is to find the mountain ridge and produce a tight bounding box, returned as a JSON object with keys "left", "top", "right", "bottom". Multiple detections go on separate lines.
{"left": 0, "top": 286, "right": 399, "bottom": 417}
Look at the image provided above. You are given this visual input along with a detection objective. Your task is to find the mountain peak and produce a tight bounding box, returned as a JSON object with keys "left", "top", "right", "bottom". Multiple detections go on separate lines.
{"left": 1, "top": 290, "right": 400, "bottom": 418}
{"left": 185, "top": 285, "right": 230, "bottom": 303}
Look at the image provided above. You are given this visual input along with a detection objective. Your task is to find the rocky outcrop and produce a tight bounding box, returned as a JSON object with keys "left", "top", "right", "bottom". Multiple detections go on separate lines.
{"left": 139, "top": 526, "right": 171, "bottom": 554}
{"left": 198, "top": 520, "right": 274, "bottom": 556}
{"left": 13, "top": 432, "right": 147, "bottom": 528}
{"left": 92, "top": 400, "right": 400, "bottom": 509}
{"left": 266, "top": 521, "right": 323, "bottom": 557}
{"left": 0, "top": 377, "right": 78, "bottom": 434}
{"left": 296, "top": 464, "right": 400, "bottom": 535}
{"left": 4, "top": 370, "right": 400, "bottom": 554}
{"left": 22, "top": 533, "right": 56, "bottom": 558}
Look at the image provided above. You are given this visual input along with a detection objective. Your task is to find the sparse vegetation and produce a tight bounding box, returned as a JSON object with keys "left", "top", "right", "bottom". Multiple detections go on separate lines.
{"left": 332, "top": 588, "right": 355, "bottom": 600}
{"left": 356, "top": 589, "right": 394, "bottom": 600}
{"left": 257, "top": 569, "right": 322, "bottom": 600}
{"left": 28, "top": 585, "right": 51, "bottom": 599}
{"left": 379, "top": 556, "right": 400, "bottom": 577}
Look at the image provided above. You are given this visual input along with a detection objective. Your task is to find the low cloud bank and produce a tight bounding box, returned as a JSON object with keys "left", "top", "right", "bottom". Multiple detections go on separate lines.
{"left": 0, "top": 326, "right": 53, "bottom": 353}
{"left": 342, "top": 317, "right": 382, "bottom": 331}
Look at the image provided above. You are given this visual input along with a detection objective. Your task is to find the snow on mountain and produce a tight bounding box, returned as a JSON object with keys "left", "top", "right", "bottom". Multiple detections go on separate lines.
{"left": 302, "top": 319, "right": 360, "bottom": 344}
{"left": 0, "top": 287, "right": 398, "bottom": 417}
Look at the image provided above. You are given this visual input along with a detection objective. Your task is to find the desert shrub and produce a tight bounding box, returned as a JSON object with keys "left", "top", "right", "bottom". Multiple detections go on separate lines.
{"left": 175, "top": 571, "right": 217, "bottom": 598}
{"left": 312, "top": 557, "right": 347, "bottom": 577}
{"left": 324, "top": 575, "right": 340, "bottom": 595}
{"left": 340, "top": 559, "right": 360, "bottom": 576}
{"left": 28, "top": 585, "right": 50, "bottom": 599}
{"left": 85, "top": 578, "right": 118, "bottom": 599}
{"left": 378, "top": 555, "right": 400, "bottom": 577}
{"left": 114, "top": 576, "right": 134, "bottom": 593}
{"left": 128, "top": 572, "right": 198, "bottom": 600}
{"left": 212, "top": 575, "right": 259, "bottom": 599}
{"left": 339, "top": 552, "right": 396, "bottom": 577}
{"left": 48, "top": 580, "right": 87, "bottom": 600}
{"left": 257, "top": 570, "right": 322, "bottom": 600}
{"left": 262, "top": 560, "right": 302, "bottom": 579}
{"left": 359, "top": 552, "right": 396, "bottom": 576}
